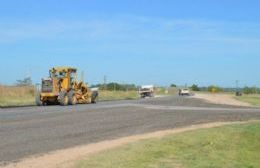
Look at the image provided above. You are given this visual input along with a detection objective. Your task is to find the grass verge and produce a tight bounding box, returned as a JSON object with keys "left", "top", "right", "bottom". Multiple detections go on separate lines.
{"left": 98, "top": 90, "right": 139, "bottom": 101}
{"left": 0, "top": 85, "right": 35, "bottom": 107}
{"left": 0, "top": 86, "right": 140, "bottom": 107}
{"left": 76, "top": 121, "right": 260, "bottom": 168}
{"left": 235, "top": 94, "right": 260, "bottom": 106}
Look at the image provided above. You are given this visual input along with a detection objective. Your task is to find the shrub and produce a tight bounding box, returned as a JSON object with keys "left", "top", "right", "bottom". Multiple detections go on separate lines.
{"left": 170, "top": 84, "right": 177, "bottom": 87}
{"left": 208, "top": 85, "right": 223, "bottom": 93}
{"left": 243, "top": 86, "right": 257, "bottom": 94}
{"left": 190, "top": 84, "right": 200, "bottom": 91}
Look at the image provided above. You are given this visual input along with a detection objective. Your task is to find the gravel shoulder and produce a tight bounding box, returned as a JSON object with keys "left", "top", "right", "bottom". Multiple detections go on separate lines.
{"left": 193, "top": 93, "right": 251, "bottom": 107}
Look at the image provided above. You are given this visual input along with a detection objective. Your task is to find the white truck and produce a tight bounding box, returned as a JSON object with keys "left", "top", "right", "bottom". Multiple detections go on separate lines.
{"left": 139, "top": 85, "right": 154, "bottom": 98}
{"left": 179, "top": 88, "right": 190, "bottom": 96}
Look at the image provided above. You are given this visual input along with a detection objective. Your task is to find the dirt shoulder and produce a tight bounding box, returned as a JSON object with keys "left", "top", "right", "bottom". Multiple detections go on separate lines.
{"left": 2, "top": 121, "right": 256, "bottom": 168}
{"left": 194, "top": 93, "right": 251, "bottom": 107}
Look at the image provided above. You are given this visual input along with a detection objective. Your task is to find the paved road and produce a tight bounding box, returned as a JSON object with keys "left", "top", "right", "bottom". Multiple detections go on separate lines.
{"left": 1, "top": 96, "right": 260, "bottom": 165}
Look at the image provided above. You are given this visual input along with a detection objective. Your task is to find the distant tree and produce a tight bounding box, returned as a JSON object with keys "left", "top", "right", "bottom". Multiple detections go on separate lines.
{"left": 243, "top": 86, "right": 257, "bottom": 94}
{"left": 107, "top": 83, "right": 121, "bottom": 91}
{"left": 190, "top": 84, "right": 200, "bottom": 91}
{"left": 16, "top": 77, "right": 32, "bottom": 86}
{"left": 170, "top": 84, "right": 177, "bottom": 87}
{"left": 91, "top": 82, "right": 137, "bottom": 91}
{"left": 208, "top": 85, "right": 223, "bottom": 93}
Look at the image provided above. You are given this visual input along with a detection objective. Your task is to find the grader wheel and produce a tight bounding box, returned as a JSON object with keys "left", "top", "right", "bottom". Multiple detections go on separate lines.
{"left": 68, "top": 91, "right": 77, "bottom": 105}
{"left": 59, "top": 92, "right": 69, "bottom": 106}
{"left": 91, "top": 91, "right": 98, "bottom": 103}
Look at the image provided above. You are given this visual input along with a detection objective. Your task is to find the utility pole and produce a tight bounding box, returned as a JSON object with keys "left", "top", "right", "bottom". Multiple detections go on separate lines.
{"left": 104, "top": 75, "right": 107, "bottom": 90}
{"left": 236, "top": 80, "right": 239, "bottom": 92}
{"left": 114, "top": 82, "right": 116, "bottom": 92}
{"left": 81, "top": 71, "right": 85, "bottom": 83}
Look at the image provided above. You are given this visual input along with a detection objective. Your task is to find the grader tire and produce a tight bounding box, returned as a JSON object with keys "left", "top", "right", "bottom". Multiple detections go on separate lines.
{"left": 68, "top": 91, "right": 77, "bottom": 105}
{"left": 91, "top": 91, "right": 98, "bottom": 103}
{"left": 59, "top": 92, "right": 69, "bottom": 106}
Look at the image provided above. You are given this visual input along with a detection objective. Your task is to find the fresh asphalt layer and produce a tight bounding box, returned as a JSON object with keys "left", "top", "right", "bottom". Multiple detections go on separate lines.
{"left": 0, "top": 96, "right": 260, "bottom": 165}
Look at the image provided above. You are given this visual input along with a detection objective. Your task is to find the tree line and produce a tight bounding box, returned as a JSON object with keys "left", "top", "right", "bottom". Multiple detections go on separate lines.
{"left": 91, "top": 82, "right": 137, "bottom": 91}
{"left": 170, "top": 83, "right": 260, "bottom": 94}
{"left": 15, "top": 77, "right": 260, "bottom": 95}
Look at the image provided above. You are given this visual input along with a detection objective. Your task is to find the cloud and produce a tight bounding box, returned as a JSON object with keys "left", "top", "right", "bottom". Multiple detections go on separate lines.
{"left": 0, "top": 15, "right": 259, "bottom": 47}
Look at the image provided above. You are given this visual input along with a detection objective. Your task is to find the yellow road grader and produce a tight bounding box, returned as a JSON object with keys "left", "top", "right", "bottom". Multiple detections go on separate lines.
{"left": 36, "top": 67, "right": 98, "bottom": 106}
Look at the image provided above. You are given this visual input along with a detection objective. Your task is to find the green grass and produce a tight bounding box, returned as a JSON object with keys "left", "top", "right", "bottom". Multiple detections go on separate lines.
{"left": 76, "top": 122, "right": 260, "bottom": 168}
{"left": 235, "top": 95, "right": 260, "bottom": 106}
{"left": 0, "top": 97, "right": 35, "bottom": 107}
{"left": 0, "top": 84, "right": 178, "bottom": 107}
{"left": 98, "top": 87, "right": 178, "bottom": 101}
{"left": 95, "top": 90, "right": 139, "bottom": 101}
{"left": 0, "top": 85, "right": 35, "bottom": 107}
{"left": 0, "top": 84, "right": 140, "bottom": 107}
{"left": 0, "top": 90, "right": 139, "bottom": 107}
{"left": 155, "top": 87, "right": 178, "bottom": 96}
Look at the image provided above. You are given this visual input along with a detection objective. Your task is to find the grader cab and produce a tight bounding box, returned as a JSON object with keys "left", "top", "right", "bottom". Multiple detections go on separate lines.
{"left": 36, "top": 67, "right": 98, "bottom": 106}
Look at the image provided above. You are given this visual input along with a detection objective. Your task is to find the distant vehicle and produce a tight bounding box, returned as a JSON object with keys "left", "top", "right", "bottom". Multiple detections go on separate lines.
{"left": 139, "top": 85, "right": 154, "bottom": 98}
{"left": 179, "top": 88, "right": 190, "bottom": 96}
{"left": 236, "top": 91, "right": 242, "bottom": 96}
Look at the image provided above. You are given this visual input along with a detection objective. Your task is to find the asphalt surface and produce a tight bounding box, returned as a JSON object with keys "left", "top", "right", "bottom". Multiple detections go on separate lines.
{"left": 1, "top": 96, "right": 260, "bottom": 165}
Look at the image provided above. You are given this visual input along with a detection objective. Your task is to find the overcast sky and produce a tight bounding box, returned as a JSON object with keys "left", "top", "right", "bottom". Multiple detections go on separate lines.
{"left": 0, "top": 0, "right": 259, "bottom": 87}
